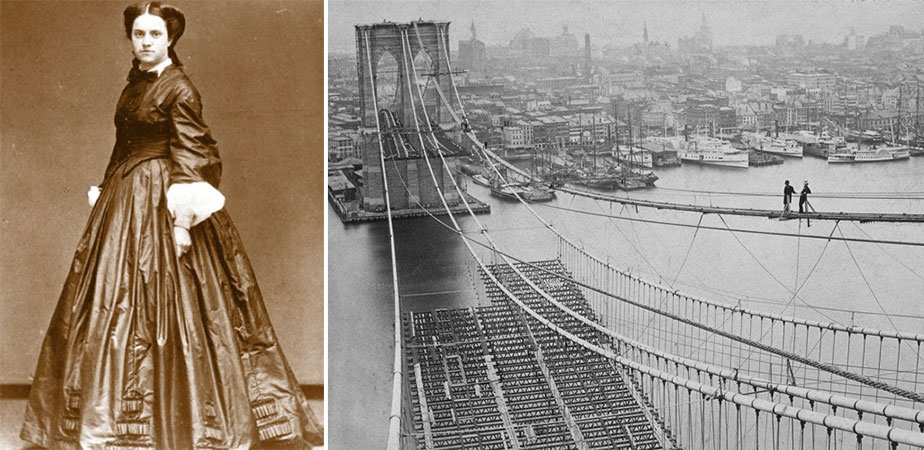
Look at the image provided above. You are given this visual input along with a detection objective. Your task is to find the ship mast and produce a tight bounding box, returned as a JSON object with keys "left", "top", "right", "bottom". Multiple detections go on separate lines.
{"left": 897, "top": 77, "right": 903, "bottom": 143}
{"left": 614, "top": 100, "right": 620, "bottom": 153}
{"left": 626, "top": 109, "right": 632, "bottom": 184}
{"left": 628, "top": 109, "right": 634, "bottom": 158}
{"left": 593, "top": 110, "right": 598, "bottom": 171}
{"left": 914, "top": 78, "right": 921, "bottom": 140}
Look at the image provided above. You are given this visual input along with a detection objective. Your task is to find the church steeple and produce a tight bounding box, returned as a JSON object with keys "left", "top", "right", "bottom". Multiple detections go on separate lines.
{"left": 643, "top": 21, "right": 648, "bottom": 44}
{"left": 699, "top": 12, "right": 713, "bottom": 49}
{"left": 470, "top": 20, "right": 477, "bottom": 41}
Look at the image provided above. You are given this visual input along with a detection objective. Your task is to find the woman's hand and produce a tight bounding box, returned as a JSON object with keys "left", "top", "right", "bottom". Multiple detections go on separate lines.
{"left": 173, "top": 225, "right": 192, "bottom": 257}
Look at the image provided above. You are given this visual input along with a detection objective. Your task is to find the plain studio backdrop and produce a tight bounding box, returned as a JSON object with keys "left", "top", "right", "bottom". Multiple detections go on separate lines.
{"left": 0, "top": 1, "right": 324, "bottom": 386}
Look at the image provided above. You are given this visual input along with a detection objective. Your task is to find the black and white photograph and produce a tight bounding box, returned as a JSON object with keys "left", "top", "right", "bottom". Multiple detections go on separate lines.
{"left": 1, "top": 1, "right": 325, "bottom": 448}
{"left": 327, "top": 0, "right": 924, "bottom": 448}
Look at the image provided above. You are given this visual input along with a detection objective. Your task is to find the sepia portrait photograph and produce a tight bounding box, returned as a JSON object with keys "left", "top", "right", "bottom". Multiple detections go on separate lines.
{"left": 1, "top": 1, "right": 324, "bottom": 448}
{"left": 327, "top": 0, "right": 924, "bottom": 448}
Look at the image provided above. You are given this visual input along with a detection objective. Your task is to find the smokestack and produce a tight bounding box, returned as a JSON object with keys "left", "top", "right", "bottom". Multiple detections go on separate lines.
{"left": 584, "top": 33, "right": 591, "bottom": 83}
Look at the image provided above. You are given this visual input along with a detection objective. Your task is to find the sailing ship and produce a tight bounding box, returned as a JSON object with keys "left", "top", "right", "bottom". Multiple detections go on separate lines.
{"left": 614, "top": 145, "right": 653, "bottom": 168}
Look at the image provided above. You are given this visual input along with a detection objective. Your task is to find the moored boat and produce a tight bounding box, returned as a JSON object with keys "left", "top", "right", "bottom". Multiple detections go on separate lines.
{"left": 743, "top": 132, "right": 803, "bottom": 157}
{"left": 472, "top": 174, "right": 492, "bottom": 188}
{"left": 827, "top": 144, "right": 911, "bottom": 163}
{"left": 490, "top": 183, "right": 526, "bottom": 200}
{"left": 679, "top": 136, "right": 749, "bottom": 168}
{"left": 490, "top": 182, "right": 556, "bottom": 202}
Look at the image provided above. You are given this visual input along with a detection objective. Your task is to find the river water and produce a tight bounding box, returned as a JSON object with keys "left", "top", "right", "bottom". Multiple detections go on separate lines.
{"left": 328, "top": 155, "right": 924, "bottom": 449}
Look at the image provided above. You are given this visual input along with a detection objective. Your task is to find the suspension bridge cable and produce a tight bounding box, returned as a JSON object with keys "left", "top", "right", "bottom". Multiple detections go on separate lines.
{"left": 362, "top": 29, "right": 409, "bottom": 450}
{"left": 555, "top": 185, "right": 924, "bottom": 223}
{"left": 421, "top": 49, "right": 924, "bottom": 347}
{"left": 474, "top": 158, "right": 923, "bottom": 340}
{"left": 400, "top": 181, "right": 924, "bottom": 406}
{"left": 474, "top": 185, "right": 924, "bottom": 338}
{"left": 434, "top": 70, "right": 922, "bottom": 337}
{"left": 656, "top": 186, "right": 924, "bottom": 200}
{"left": 391, "top": 132, "right": 924, "bottom": 441}
{"left": 423, "top": 207, "right": 924, "bottom": 403}
{"left": 369, "top": 25, "right": 924, "bottom": 448}
{"left": 387, "top": 159, "right": 924, "bottom": 445}
{"left": 528, "top": 200, "right": 924, "bottom": 247}
{"left": 492, "top": 264, "right": 924, "bottom": 447}
{"left": 403, "top": 26, "right": 555, "bottom": 446}
{"left": 467, "top": 148, "right": 924, "bottom": 376}
{"left": 675, "top": 292, "right": 924, "bottom": 320}
{"left": 581, "top": 285, "right": 924, "bottom": 424}
{"left": 398, "top": 29, "right": 917, "bottom": 396}
{"left": 404, "top": 31, "right": 677, "bottom": 444}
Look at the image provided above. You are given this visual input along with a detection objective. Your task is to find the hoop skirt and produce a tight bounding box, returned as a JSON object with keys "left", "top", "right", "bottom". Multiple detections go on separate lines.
{"left": 20, "top": 64, "right": 323, "bottom": 449}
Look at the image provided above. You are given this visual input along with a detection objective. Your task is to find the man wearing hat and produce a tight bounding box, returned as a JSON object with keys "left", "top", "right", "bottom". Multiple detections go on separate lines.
{"left": 799, "top": 181, "right": 812, "bottom": 213}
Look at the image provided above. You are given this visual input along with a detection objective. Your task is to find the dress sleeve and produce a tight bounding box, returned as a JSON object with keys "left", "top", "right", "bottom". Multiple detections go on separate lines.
{"left": 167, "top": 86, "right": 225, "bottom": 228}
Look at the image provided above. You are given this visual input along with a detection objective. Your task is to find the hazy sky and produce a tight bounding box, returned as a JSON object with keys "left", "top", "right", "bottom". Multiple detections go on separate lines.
{"left": 329, "top": 0, "right": 924, "bottom": 53}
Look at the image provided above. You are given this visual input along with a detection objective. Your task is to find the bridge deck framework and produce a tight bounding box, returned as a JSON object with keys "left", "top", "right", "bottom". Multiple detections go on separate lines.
{"left": 403, "top": 260, "right": 672, "bottom": 449}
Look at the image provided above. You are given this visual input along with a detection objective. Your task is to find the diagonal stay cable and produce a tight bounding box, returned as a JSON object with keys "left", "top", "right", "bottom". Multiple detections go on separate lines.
{"left": 733, "top": 220, "right": 841, "bottom": 376}
{"left": 469, "top": 231, "right": 924, "bottom": 404}
{"left": 385, "top": 156, "right": 924, "bottom": 435}
{"left": 408, "top": 199, "right": 924, "bottom": 405}
{"left": 671, "top": 213, "right": 705, "bottom": 288}
{"left": 716, "top": 214, "right": 841, "bottom": 325}
{"left": 591, "top": 198, "right": 669, "bottom": 283}
{"left": 837, "top": 225, "right": 924, "bottom": 365}
{"left": 398, "top": 25, "right": 924, "bottom": 404}
{"left": 850, "top": 221, "right": 924, "bottom": 282}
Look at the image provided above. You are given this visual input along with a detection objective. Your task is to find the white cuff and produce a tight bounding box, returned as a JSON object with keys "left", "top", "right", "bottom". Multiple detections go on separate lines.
{"left": 166, "top": 182, "right": 225, "bottom": 228}
{"left": 88, "top": 186, "right": 101, "bottom": 206}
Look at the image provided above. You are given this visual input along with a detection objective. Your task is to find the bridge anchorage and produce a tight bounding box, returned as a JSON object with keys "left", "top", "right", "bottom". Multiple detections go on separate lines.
{"left": 356, "top": 18, "right": 924, "bottom": 450}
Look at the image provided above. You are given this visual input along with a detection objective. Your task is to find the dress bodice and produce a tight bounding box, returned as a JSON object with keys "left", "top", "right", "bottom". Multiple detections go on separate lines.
{"left": 104, "top": 64, "right": 221, "bottom": 188}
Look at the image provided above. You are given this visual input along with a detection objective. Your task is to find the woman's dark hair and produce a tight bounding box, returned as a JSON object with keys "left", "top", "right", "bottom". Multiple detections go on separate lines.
{"left": 123, "top": 2, "right": 186, "bottom": 65}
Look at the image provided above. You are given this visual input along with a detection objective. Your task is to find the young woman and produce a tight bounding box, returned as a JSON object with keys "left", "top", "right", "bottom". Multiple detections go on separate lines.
{"left": 20, "top": 3, "right": 323, "bottom": 448}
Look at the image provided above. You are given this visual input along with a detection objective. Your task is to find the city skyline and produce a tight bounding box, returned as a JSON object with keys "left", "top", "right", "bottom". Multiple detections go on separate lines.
{"left": 329, "top": 0, "right": 924, "bottom": 53}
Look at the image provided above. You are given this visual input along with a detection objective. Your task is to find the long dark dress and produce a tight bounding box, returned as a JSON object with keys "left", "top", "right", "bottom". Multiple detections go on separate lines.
{"left": 20, "top": 63, "right": 323, "bottom": 449}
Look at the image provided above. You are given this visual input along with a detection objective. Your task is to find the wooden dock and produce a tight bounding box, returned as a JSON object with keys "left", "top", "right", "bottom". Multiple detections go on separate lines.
{"left": 748, "top": 151, "right": 784, "bottom": 166}
{"left": 329, "top": 191, "right": 490, "bottom": 223}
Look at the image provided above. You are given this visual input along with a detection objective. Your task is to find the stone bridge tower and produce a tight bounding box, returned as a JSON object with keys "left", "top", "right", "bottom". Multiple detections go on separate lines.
{"left": 355, "top": 21, "right": 455, "bottom": 131}
{"left": 354, "top": 21, "right": 462, "bottom": 213}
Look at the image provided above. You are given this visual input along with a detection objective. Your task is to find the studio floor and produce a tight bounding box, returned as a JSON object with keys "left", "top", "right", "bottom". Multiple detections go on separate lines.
{"left": 0, "top": 398, "right": 325, "bottom": 449}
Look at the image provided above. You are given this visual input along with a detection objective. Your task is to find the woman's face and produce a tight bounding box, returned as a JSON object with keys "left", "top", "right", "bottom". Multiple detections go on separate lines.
{"left": 131, "top": 13, "right": 171, "bottom": 69}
